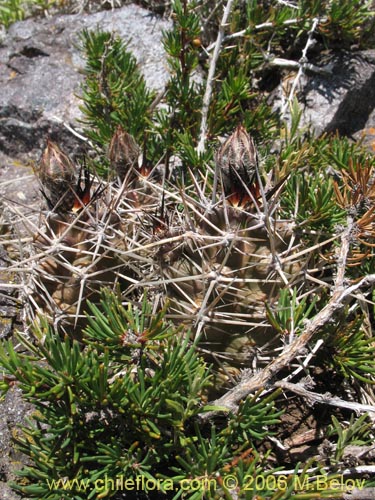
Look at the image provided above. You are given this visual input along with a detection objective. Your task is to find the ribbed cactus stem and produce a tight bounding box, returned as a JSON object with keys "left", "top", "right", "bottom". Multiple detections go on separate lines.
{"left": 17, "top": 126, "right": 304, "bottom": 390}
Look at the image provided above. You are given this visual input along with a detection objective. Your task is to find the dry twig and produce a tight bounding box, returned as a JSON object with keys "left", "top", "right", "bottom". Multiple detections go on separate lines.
{"left": 280, "top": 17, "right": 320, "bottom": 118}
{"left": 197, "top": 0, "right": 235, "bottom": 154}
{"left": 274, "top": 380, "right": 375, "bottom": 414}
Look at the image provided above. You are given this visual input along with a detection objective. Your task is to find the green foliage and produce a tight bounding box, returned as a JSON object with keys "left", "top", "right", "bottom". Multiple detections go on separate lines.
{"left": 324, "top": 134, "right": 375, "bottom": 171}
{"left": 275, "top": 105, "right": 352, "bottom": 235}
{"left": 324, "top": 316, "right": 375, "bottom": 384}
{"left": 266, "top": 288, "right": 318, "bottom": 336}
{"left": 0, "top": 291, "right": 286, "bottom": 499}
{"left": 84, "top": 290, "right": 176, "bottom": 357}
{"left": 328, "top": 413, "right": 373, "bottom": 462}
{"left": 0, "top": 0, "right": 25, "bottom": 27}
{"left": 77, "top": 1, "right": 278, "bottom": 173}
{"left": 78, "top": 29, "right": 154, "bottom": 148}
{"left": 157, "top": 0, "right": 207, "bottom": 167}
{"left": 318, "top": 0, "right": 374, "bottom": 45}
{"left": 0, "top": 0, "right": 57, "bottom": 28}
{"left": 283, "top": 169, "right": 346, "bottom": 233}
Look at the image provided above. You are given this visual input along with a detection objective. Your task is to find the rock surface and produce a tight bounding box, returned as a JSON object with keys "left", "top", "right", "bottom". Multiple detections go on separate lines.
{"left": 271, "top": 49, "right": 375, "bottom": 147}
{"left": 0, "top": 387, "right": 34, "bottom": 500}
{"left": 0, "top": 4, "right": 171, "bottom": 161}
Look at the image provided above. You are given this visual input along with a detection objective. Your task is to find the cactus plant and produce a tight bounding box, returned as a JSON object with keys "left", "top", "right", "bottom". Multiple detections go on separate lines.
{"left": 14, "top": 0, "right": 375, "bottom": 400}
{"left": 26, "top": 120, "right": 307, "bottom": 393}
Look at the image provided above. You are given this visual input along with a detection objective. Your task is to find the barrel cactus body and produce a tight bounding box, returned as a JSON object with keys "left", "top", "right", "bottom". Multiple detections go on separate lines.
{"left": 25, "top": 125, "right": 304, "bottom": 388}
{"left": 29, "top": 141, "right": 130, "bottom": 334}
{"left": 31, "top": 209, "right": 125, "bottom": 333}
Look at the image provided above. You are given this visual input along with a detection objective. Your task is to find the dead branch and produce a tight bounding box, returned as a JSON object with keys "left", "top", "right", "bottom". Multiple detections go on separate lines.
{"left": 197, "top": 0, "right": 235, "bottom": 154}
{"left": 274, "top": 380, "right": 375, "bottom": 414}
{"left": 280, "top": 17, "right": 320, "bottom": 118}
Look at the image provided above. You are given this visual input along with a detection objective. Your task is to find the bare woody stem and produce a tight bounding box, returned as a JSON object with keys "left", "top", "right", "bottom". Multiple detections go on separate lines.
{"left": 196, "top": 0, "right": 235, "bottom": 155}
{"left": 280, "top": 17, "right": 320, "bottom": 118}
{"left": 273, "top": 380, "right": 375, "bottom": 415}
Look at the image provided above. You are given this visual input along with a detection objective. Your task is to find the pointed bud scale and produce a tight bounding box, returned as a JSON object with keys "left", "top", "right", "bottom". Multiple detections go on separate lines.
{"left": 72, "top": 168, "right": 93, "bottom": 212}
{"left": 36, "top": 140, "right": 77, "bottom": 211}
{"left": 108, "top": 126, "right": 141, "bottom": 182}
{"left": 215, "top": 124, "right": 259, "bottom": 205}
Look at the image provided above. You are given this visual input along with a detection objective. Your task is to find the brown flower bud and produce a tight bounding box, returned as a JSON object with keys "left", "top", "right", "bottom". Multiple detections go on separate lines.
{"left": 215, "top": 124, "right": 259, "bottom": 206}
{"left": 37, "top": 140, "right": 77, "bottom": 211}
{"left": 108, "top": 126, "right": 141, "bottom": 182}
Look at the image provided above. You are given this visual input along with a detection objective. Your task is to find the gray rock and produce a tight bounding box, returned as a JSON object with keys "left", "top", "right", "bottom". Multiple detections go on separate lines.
{"left": 0, "top": 244, "right": 17, "bottom": 340}
{"left": 0, "top": 4, "right": 171, "bottom": 160}
{"left": 271, "top": 50, "right": 375, "bottom": 140}
{"left": 0, "top": 387, "right": 34, "bottom": 500}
